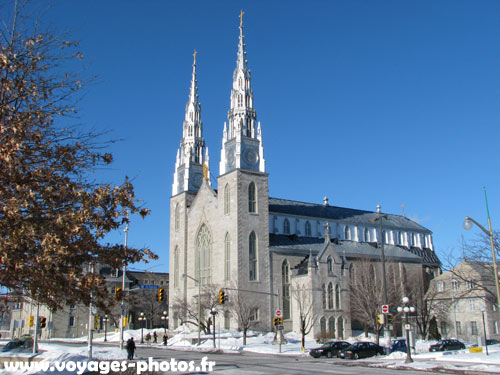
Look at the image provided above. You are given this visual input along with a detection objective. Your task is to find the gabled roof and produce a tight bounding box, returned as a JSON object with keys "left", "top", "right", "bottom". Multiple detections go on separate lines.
{"left": 269, "top": 197, "right": 430, "bottom": 232}
{"left": 269, "top": 234, "right": 440, "bottom": 266}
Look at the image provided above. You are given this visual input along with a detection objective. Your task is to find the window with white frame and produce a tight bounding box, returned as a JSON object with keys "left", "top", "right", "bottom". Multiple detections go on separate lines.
{"left": 249, "top": 232, "right": 257, "bottom": 281}
{"left": 436, "top": 281, "right": 444, "bottom": 292}
{"left": 456, "top": 321, "right": 462, "bottom": 335}
{"left": 364, "top": 228, "right": 370, "bottom": 242}
{"left": 344, "top": 226, "right": 351, "bottom": 240}
{"left": 471, "top": 321, "right": 478, "bottom": 335}
{"left": 469, "top": 299, "right": 475, "bottom": 311}
{"left": 494, "top": 321, "right": 499, "bottom": 335}
{"left": 466, "top": 280, "right": 474, "bottom": 290}
{"left": 305, "top": 221, "right": 311, "bottom": 236}
{"left": 452, "top": 280, "right": 459, "bottom": 290}
{"left": 283, "top": 219, "right": 290, "bottom": 234}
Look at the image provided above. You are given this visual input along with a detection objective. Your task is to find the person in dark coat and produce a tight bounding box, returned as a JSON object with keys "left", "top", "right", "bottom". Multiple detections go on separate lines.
{"left": 153, "top": 331, "right": 157, "bottom": 343}
{"left": 163, "top": 334, "right": 168, "bottom": 346}
{"left": 126, "top": 337, "right": 136, "bottom": 360}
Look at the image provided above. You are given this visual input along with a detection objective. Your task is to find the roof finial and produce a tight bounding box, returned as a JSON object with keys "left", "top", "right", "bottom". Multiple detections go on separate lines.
{"left": 376, "top": 204, "right": 381, "bottom": 213}
{"left": 193, "top": 49, "right": 197, "bottom": 65}
{"left": 323, "top": 196, "right": 329, "bottom": 206}
{"left": 239, "top": 9, "right": 245, "bottom": 27}
{"left": 401, "top": 202, "right": 406, "bottom": 217}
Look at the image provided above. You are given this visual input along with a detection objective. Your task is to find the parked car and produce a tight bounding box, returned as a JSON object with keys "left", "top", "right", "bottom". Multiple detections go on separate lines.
{"left": 429, "top": 339, "right": 465, "bottom": 352}
{"left": 338, "top": 342, "right": 385, "bottom": 359}
{"left": 486, "top": 339, "right": 499, "bottom": 345}
{"left": 390, "top": 338, "right": 407, "bottom": 353}
{"left": 1, "top": 337, "right": 33, "bottom": 352}
{"left": 309, "top": 341, "right": 351, "bottom": 358}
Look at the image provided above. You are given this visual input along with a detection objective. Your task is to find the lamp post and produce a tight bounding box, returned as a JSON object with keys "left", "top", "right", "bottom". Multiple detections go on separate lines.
{"left": 463, "top": 188, "right": 500, "bottom": 319}
{"left": 103, "top": 315, "right": 109, "bottom": 342}
{"left": 397, "top": 296, "right": 415, "bottom": 364}
{"left": 119, "top": 215, "right": 129, "bottom": 350}
{"left": 480, "top": 306, "right": 489, "bottom": 355}
{"left": 210, "top": 307, "right": 217, "bottom": 349}
{"left": 181, "top": 273, "right": 202, "bottom": 345}
{"left": 138, "top": 312, "right": 146, "bottom": 344}
{"left": 161, "top": 311, "right": 168, "bottom": 336}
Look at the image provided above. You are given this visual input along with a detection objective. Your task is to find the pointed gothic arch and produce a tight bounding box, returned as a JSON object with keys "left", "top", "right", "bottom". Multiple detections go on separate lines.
{"left": 173, "top": 246, "right": 179, "bottom": 288}
{"left": 328, "top": 316, "right": 336, "bottom": 337}
{"left": 282, "top": 260, "right": 290, "bottom": 319}
{"left": 249, "top": 231, "right": 257, "bottom": 281}
{"left": 327, "top": 256, "right": 333, "bottom": 274}
{"left": 322, "top": 284, "right": 326, "bottom": 309}
{"left": 248, "top": 182, "right": 256, "bottom": 213}
{"left": 327, "top": 282, "right": 333, "bottom": 309}
{"left": 196, "top": 224, "right": 212, "bottom": 285}
{"left": 344, "top": 225, "right": 351, "bottom": 240}
{"left": 224, "top": 233, "right": 231, "bottom": 281}
{"left": 224, "top": 183, "right": 230, "bottom": 215}
{"left": 335, "top": 284, "right": 340, "bottom": 309}
{"left": 283, "top": 218, "right": 290, "bottom": 234}
{"left": 305, "top": 221, "right": 311, "bottom": 236}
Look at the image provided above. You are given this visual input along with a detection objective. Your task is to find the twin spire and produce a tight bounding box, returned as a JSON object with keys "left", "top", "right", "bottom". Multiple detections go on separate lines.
{"left": 172, "top": 11, "right": 265, "bottom": 196}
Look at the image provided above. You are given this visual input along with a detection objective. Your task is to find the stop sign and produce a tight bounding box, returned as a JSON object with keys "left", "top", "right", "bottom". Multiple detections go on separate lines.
{"left": 275, "top": 310, "right": 282, "bottom": 317}
{"left": 382, "top": 305, "right": 389, "bottom": 314}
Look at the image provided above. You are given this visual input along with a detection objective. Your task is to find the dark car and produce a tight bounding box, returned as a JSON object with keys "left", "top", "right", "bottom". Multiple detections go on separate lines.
{"left": 390, "top": 338, "right": 407, "bottom": 353}
{"left": 1, "top": 337, "right": 33, "bottom": 352}
{"left": 338, "top": 341, "right": 385, "bottom": 359}
{"left": 486, "top": 339, "right": 499, "bottom": 345}
{"left": 309, "top": 341, "right": 351, "bottom": 358}
{"left": 429, "top": 339, "right": 465, "bottom": 352}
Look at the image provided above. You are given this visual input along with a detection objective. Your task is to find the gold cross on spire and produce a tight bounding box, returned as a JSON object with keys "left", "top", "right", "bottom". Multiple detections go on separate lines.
{"left": 239, "top": 10, "right": 245, "bottom": 27}
{"left": 193, "top": 49, "right": 197, "bottom": 64}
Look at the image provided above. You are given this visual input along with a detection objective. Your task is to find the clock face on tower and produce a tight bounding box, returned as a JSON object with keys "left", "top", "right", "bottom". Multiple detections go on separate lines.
{"left": 192, "top": 172, "right": 203, "bottom": 188}
{"left": 243, "top": 147, "right": 259, "bottom": 167}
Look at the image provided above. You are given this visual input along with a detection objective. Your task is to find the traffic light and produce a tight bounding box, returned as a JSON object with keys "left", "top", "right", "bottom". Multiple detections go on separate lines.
{"left": 273, "top": 317, "right": 278, "bottom": 326}
{"left": 123, "top": 317, "right": 128, "bottom": 326}
{"left": 377, "top": 314, "right": 385, "bottom": 325}
{"left": 28, "top": 316, "right": 34, "bottom": 327}
{"left": 278, "top": 317, "right": 283, "bottom": 325}
{"left": 218, "top": 289, "right": 226, "bottom": 304}
{"left": 115, "top": 286, "right": 123, "bottom": 301}
{"left": 387, "top": 313, "right": 394, "bottom": 324}
{"left": 40, "top": 316, "right": 46, "bottom": 328}
{"left": 94, "top": 315, "right": 99, "bottom": 330}
{"left": 158, "top": 288, "right": 165, "bottom": 302}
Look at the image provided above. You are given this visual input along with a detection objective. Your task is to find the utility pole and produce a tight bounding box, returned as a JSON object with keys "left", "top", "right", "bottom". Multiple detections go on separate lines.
{"left": 119, "top": 215, "right": 129, "bottom": 350}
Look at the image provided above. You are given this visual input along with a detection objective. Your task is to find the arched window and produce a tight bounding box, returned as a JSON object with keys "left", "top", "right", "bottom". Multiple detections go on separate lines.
{"left": 196, "top": 225, "right": 212, "bottom": 285}
{"left": 411, "top": 233, "right": 416, "bottom": 247}
{"left": 322, "top": 284, "right": 326, "bottom": 309}
{"left": 320, "top": 317, "right": 326, "bottom": 333}
{"left": 173, "top": 246, "right": 179, "bottom": 288}
{"left": 224, "top": 184, "right": 230, "bottom": 215}
{"left": 174, "top": 204, "right": 180, "bottom": 231}
{"left": 328, "top": 317, "right": 336, "bottom": 337}
{"left": 224, "top": 233, "right": 231, "bottom": 281}
{"left": 283, "top": 219, "right": 290, "bottom": 234}
{"left": 305, "top": 221, "right": 311, "bottom": 236}
{"left": 327, "top": 256, "right": 333, "bottom": 274}
{"left": 364, "top": 228, "right": 370, "bottom": 242}
{"left": 248, "top": 182, "right": 256, "bottom": 213}
{"left": 344, "top": 226, "right": 351, "bottom": 240}
{"left": 328, "top": 282, "right": 334, "bottom": 309}
{"left": 397, "top": 232, "right": 402, "bottom": 245}
{"left": 282, "top": 260, "right": 290, "bottom": 319}
{"left": 249, "top": 232, "right": 257, "bottom": 281}
{"left": 335, "top": 284, "right": 341, "bottom": 309}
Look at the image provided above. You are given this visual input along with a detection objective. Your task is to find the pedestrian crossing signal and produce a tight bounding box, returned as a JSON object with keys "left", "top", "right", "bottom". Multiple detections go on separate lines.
{"left": 115, "top": 286, "right": 123, "bottom": 301}
{"left": 40, "top": 317, "right": 46, "bottom": 328}
{"left": 94, "top": 315, "right": 99, "bottom": 330}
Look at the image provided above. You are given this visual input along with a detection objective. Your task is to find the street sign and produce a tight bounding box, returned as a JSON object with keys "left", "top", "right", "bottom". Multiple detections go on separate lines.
{"left": 139, "top": 284, "right": 159, "bottom": 289}
{"left": 275, "top": 310, "right": 282, "bottom": 317}
{"left": 382, "top": 305, "right": 389, "bottom": 314}
{"left": 405, "top": 324, "right": 411, "bottom": 331}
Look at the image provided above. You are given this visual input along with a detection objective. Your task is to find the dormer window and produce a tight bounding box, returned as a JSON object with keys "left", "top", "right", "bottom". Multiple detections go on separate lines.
{"left": 344, "top": 225, "right": 351, "bottom": 240}
{"left": 364, "top": 228, "right": 371, "bottom": 242}
{"left": 305, "top": 221, "right": 311, "bottom": 236}
{"left": 283, "top": 219, "right": 290, "bottom": 234}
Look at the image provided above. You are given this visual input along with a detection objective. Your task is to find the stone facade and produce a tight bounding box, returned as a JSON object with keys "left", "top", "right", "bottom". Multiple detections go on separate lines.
{"left": 168, "top": 17, "right": 441, "bottom": 340}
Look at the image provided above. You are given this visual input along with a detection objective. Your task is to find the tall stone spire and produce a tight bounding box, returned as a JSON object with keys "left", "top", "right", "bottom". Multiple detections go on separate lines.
{"left": 220, "top": 11, "right": 265, "bottom": 175}
{"left": 172, "top": 51, "right": 209, "bottom": 195}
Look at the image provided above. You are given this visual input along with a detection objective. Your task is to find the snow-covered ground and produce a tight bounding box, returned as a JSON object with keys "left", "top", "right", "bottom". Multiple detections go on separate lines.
{"left": 1, "top": 327, "right": 500, "bottom": 374}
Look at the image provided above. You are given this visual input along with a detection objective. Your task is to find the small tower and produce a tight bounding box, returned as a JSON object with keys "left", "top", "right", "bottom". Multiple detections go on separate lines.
{"left": 219, "top": 11, "right": 265, "bottom": 175}
{"left": 172, "top": 51, "right": 209, "bottom": 195}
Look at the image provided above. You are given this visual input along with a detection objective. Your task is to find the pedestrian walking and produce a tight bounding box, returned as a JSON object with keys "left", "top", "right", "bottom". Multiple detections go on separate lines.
{"left": 153, "top": 331, "right": 157, "bottom": 343}
{"left": 163, "top": 334, "right": 168, "bottom": 346}
{"left": 126, "top": 337, "right": 136, "bottom": 360}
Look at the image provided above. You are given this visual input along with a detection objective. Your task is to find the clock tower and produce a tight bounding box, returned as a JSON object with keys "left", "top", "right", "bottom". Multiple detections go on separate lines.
{"left": 219, "top": 12, "right": 265, "bottom": 175}
{"left": 172, "top": 51, "right": 210, "bottom": 196}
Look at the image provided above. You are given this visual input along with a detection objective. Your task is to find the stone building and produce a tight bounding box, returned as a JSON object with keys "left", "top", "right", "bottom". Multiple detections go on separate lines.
{"left": 168, "top": 16, "right": 441, "bottom": 340}
{"left": 429, "top": 259, "right": 500, "bottom": 343}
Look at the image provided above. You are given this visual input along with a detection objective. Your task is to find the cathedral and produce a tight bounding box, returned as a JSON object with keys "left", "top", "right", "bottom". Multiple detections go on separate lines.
{"left": 168, "top": 16, "right": 440, "bottom": 339}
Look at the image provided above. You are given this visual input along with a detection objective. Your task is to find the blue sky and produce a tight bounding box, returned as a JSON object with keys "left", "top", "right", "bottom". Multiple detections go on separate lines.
{"left": 27, "top": 0, "right": 500, "bottom": 270}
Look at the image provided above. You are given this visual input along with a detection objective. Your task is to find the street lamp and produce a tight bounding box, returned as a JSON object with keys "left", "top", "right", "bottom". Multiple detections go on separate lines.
{"left": 119, "top": 215, "right": 129, "bottom": 350}
{"left": 161, "top": 310, "right": 168, "bottom": 336}
{"left": 397, "top": 296, "right": 415, "bottom": 364}
{"left": 480, "top": 306, "right": 489, "bottom": 356}
{"left": 210, "top": 307, "right": 217, "bottom": 349}
{"left": 138, "top": 312, "right": 146, "bottom": 344}
{"left": 463, "top": 188, "right": 500, "bottom": 319}
{"left": 103, "top": 315, "right": 109, "bottom": 342}
{"left": 181, "top": 273, "right": 201, "bottom": 345}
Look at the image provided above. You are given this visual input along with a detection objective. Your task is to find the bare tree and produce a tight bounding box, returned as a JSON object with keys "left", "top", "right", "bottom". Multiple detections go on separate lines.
{"left": 292, "top": 284, "right": 318, "bottom": 349}
{"left": 227, "top": 290, "right": 258, "bottom": 345}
